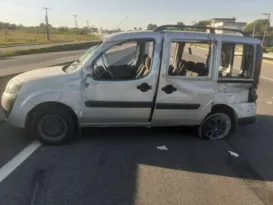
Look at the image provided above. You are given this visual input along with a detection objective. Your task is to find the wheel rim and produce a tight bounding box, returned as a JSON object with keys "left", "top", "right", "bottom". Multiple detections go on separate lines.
{"left": 38, "top": 115, "right": 67, "bottom": 140}
{"left": 202, "top": 114, "right": 231, "bottom": 140}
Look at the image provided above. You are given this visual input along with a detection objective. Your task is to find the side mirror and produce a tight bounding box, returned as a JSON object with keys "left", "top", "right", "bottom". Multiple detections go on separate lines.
{"left": 96, "top": 58, "right": 104, "bottom": 67}
{"left": 188, "top": 47, "right": 192, "bottom": 55}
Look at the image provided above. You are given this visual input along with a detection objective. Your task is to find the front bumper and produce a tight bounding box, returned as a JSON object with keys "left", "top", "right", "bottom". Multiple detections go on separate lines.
{"left": 1, "top": 94, "right": 16, "bottom": 119}
{"left": 1, "top": 93, "right": 35, "bottom": 128}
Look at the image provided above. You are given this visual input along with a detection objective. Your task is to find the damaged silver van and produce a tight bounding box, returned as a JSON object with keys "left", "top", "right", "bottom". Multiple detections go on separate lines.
{"left": 1, "top": 25, "right": 263, "bottom": 145}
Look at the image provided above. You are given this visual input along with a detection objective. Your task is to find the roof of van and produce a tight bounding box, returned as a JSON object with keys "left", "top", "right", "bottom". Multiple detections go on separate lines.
{"left": 102, "top": 29, "right": 261, "bottom": 45}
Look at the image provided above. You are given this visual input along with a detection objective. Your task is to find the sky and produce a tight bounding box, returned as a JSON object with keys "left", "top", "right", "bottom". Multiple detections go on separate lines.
{"left": 0, "top": 0, "right": 272, "bottom": 30}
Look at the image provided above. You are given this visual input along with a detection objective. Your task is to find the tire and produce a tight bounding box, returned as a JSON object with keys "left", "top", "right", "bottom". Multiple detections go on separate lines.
{"left": 30, "top": 106, "right": 76, "bottom": 145}
{"left": 197, "top": 112, "right": 233, "bottom": 140}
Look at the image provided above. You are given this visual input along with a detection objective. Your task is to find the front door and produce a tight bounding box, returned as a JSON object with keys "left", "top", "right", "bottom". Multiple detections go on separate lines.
{"left": 152, "top": 32, "right": 218, "bottom": 126}
{"left": 81, "top": 38, "right": 160, "bottom": 125}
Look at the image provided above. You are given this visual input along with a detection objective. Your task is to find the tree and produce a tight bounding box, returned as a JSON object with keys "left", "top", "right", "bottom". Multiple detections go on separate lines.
{"left": 244, "top": 19, "right": 271, "bottom": 36}
{"left": 58, "top": 26, "right": 69, "bottom": 34}
{"left": 138, "top": 27, "right": 142, "bottom": 31}
{"left": 193, "top": 20, "right": 210, "bottom": 27}
{"left": 134, "top": 27, "right": 137, "bottom": 31}
{"left": 0, "top": 22, "right": 10, "bottom": 29}
{"left": 192, "top": 20, "right": 210, "bottom": 31}
{"left": 147, "top": 24, "right": 157, "bottom": 30}
{"left": 177, "top": 21, "right": 184, "bottom": 26}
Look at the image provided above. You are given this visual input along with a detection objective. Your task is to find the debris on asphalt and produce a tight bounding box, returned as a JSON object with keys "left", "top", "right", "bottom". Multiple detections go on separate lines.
{"left": 266, "top": 101, "right": 272, "bottom": 104}
{"left": 157, "top": 145, "right": 168, "bottom": 151}
{"left": 228, "top": 151, "right": 239, "bottom": 158}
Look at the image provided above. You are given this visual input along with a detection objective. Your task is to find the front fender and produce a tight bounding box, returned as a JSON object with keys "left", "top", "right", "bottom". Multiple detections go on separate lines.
{"left": 8, "top": 89, "right": 82, "bottom": 128}
{"left": 25, "top": 89, "right": 82, "bottom": 118}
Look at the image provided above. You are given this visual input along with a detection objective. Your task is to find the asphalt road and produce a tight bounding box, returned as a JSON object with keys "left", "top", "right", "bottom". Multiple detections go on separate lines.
{"left": 0, "top": 47, "right": 273, "bottom": 205}
{"left": 0, "top": 50, "right": 85, "bottom": 77}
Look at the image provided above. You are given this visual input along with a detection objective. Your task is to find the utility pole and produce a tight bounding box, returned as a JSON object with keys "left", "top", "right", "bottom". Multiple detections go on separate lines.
{"left": 252, "top": 21, "right": 256, "bottom": 37}
{"left": 262, "top": 13, "right": 271, "bottom": 47}
{"left": 42, "top": 7, "right": 50, "bottom": 40}
{"left": 73, "top": 15, "right": 78, "bottom": 28}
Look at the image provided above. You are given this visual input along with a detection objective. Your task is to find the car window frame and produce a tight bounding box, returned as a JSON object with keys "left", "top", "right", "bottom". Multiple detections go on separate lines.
{"left": 90, "top": 38, "right": 156, "bottom": 82}
{"left": 218, "top": 41, "right": 256, "bottom": 81}
{"left": 166, "top": 39, "right": 215, "bottom": 80}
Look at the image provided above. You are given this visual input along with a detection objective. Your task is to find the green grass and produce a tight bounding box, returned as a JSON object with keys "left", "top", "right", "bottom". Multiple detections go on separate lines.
{"left": 1, "top": 41, "right": 102, "bottom": 57}
{"left": 0, "top": 29, "right": 100, "bottom": 46}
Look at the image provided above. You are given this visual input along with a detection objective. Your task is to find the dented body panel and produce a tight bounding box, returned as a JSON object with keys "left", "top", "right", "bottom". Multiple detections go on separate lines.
{"left": 1, "top": 30, "right": 261, "bottom": 130}
{"left": 2, "top": 66, "right": 82, "bottom": 128}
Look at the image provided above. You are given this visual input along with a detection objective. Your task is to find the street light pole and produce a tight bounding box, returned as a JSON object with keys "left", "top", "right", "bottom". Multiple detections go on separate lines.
{"left": 262, "top": 13, "right": 271, "bottom": 47}
{"left": 42, "top": 7, "right": 50, "bottom": 40}
{"left": 252, "top": 21, "right": 256, "bottom": 37}
{"left": 73, "top": 15, "right": 78, "bottom": 28}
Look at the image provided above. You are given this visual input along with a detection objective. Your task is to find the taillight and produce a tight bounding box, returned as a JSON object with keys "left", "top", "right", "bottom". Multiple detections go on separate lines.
{"left": 248, "top": 88, "right": 258, "bottom": 102}
{"left": 254, "top": 45, "right": 263, "bottom": 89}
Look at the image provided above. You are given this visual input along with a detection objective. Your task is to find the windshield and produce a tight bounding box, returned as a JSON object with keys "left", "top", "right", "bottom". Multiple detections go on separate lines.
{"left": 64, "top": 44, "right": 100, "bottom": 73}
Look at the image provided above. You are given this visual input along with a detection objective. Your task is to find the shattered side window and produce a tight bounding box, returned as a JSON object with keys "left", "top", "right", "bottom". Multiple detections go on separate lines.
{"left": 219, "top": 43, "right": 254, "bottom": 79}
{"left": 168, "top": 41, "right": 212, "bottom": 77}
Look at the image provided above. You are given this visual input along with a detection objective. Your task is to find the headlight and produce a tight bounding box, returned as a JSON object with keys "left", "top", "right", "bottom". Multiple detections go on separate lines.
{"left": 5, "top": 79, "right": 24, "bottom": 94}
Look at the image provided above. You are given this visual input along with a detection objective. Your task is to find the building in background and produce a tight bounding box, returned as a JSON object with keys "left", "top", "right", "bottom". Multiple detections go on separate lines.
{"left": 208, "top": 18, "right": 247, "bottom": 35}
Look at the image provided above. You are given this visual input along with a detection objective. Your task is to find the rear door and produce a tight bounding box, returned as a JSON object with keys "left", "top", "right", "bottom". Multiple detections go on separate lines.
{"left": 218, "top": 40, "right": 258, "bottom": 103}
{"left": 152, "top": 32, "right": 217, "bottom": 126}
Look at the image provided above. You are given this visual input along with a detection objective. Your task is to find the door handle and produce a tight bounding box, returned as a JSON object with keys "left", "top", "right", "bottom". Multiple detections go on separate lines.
{"left": 162, "top": 84, "right": 177, "bottom": 94}
{"left": 137, "top": 83, "right": 152, "bottom": 92}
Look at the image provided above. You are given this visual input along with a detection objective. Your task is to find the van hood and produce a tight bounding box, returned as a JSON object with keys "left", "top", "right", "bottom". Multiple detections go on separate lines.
{"left": 14, "top": 66, "right": 67, "bottom": 82}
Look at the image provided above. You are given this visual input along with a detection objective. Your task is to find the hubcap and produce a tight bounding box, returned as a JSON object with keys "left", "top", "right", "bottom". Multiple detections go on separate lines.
{"left": 38, "top": 115, "right": 67, "bottom": 140}
{"left": 202, "top": 115, "right": 231, "bottom": 139}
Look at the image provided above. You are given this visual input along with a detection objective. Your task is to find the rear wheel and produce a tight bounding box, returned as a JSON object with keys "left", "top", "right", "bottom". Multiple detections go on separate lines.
{"left": 29, "top": 106, "right": 76, "bottom": 145}
{"left": 198, "top": 113, "right": 232, "bottom": 140}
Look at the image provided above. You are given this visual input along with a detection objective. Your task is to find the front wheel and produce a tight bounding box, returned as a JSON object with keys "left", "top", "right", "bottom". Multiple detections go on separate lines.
{"left": 29, "top": 107, "right": 76, "bottom": 145}
{"left": 198, "top": 113, "right": 232, "bottom": 140}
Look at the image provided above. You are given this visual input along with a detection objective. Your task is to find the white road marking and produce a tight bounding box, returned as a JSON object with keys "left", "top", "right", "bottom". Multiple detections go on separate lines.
{"left": 0, "top": 141, "right": 41, "bottom": 183}
{"left": 228, "top": 151, "right": 239, "bottom": 158}
{"left": 157, "top": 145, "right": 168, "bottom": 151}
{"left": 260, "top": 76, "right": 273, "bottom": 82}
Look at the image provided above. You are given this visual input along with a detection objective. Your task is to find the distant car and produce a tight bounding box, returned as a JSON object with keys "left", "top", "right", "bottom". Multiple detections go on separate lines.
{"left": 1, "top": 25, "right": 263, "bottom": 145}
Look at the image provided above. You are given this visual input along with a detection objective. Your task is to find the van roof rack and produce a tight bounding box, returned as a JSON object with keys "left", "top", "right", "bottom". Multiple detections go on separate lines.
{"left": 153, "top": 24, "right": 246, "bottom": 36}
